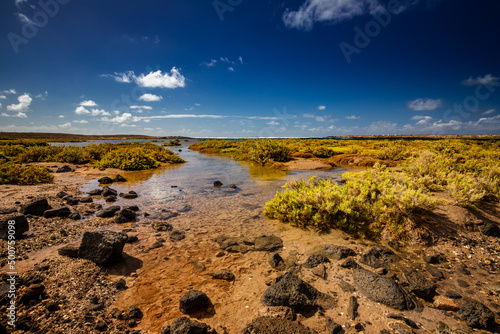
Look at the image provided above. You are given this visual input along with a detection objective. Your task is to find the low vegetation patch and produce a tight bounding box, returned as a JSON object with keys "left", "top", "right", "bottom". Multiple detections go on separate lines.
{"left": 0, "top": 142, "right": 186, "bottom": 183}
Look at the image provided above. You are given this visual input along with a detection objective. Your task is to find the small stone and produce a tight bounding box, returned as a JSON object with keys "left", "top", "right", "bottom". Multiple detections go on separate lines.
{"left": 230, "top": 184, "right": 237, "bottom": 188}
{"left": 312, "top": 263, "right": 327, "bottom": 279}
{"left": 114, "top": 174, "right": 127, "bottom": 182}
{"left": 170, "top": 230, "right": 185, "bottom": 241}
{"left": 269, "top": 253, "right": 285, "bottom": 270}
{"left": 433, "top": 295, "right": 458, "bottom": 311}
{"left": 214, "top": 181, "right": 223, "bottom": 187}
{"left": 116, "top": 278, "right": 127, "bottom": 290}
{"left": 45, "top": 301, "right": 59, "bottom": 312}
{"left": 95, "top": 321, "right": 107, "bottom": 331}
{"left": 348, "top": 296, "right": 359, "bottom": 320}
{"left": 128, "top": 305, "right": 143, "bottom": 319}
{"left": 209, "top": 269, "right": 235, "bottom": 281}
{"left": 179, "top": 290, "right": 212, "bottom": 314}
{"left": 98, "top": 176, "right": 113, "bottom": 184}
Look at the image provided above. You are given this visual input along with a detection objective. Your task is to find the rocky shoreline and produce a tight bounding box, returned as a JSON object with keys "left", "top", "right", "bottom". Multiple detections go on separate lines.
{"left": 1, "top": 162, "right": 500, "bottom": 333}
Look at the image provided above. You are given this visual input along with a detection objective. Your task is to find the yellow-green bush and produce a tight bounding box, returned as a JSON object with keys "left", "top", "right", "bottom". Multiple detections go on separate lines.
{"left": 0, "top": 163, "right": 54, "bottom": 185}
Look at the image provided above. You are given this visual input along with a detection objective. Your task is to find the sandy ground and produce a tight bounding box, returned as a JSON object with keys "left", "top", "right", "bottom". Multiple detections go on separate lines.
{"left": 1, "top": 161, "right": 500, "bottom": 333}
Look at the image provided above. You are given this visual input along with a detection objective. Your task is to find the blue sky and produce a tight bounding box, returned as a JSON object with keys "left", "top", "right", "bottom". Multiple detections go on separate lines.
{"left": 0, "top": 0, "right": 499, "bottom": 137}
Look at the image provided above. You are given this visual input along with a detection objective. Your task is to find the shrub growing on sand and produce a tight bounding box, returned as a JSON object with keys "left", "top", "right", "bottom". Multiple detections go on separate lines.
{"left": 0, "top": 163, "right": 54, "bottom": 185}
{"left": 248, "top": 140, "right": 291, "bottom": 165}
{"left": 264, "top": 164, "right": 437, "bottom": 237}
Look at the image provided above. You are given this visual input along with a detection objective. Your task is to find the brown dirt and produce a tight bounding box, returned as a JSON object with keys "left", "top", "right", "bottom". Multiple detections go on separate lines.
{"left": 327, "top": 154, "right": 400, "bottom": 167}
{"left": 284, "top": 158, "right": 334, "bottom": 170}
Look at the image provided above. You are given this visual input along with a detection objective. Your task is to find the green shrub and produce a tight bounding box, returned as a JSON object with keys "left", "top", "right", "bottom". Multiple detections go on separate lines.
{"left": 0, "top": 163, "right": 54, "bottom": 185}
{"left": 248, "top": 140, "right": 291, "bottom": 165}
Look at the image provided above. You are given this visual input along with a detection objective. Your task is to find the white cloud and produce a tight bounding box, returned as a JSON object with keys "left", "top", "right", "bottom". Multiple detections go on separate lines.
{"left": 267, "top": 121, "right": 280, "bottom": 126}
{"left": 16, "top": 13, "right": 38, "bottom": 26}
{"left": 282, "top": 0, "right": 404, "bottom": 31}
{"left": 73, "top": 120, "right": 89, "bottom": 124}
{"left": 220, "top": 57, "right": 232, "bottom": 63}
{"left": 410, "top": 115, "right": 433, "bottom": 124}
{"left": 91, "top": 109, "right": 111, "bottom": 116}
{"left": 59, "top": 122, "right": 72, "bottom": 128}
{"left": 0, "top": 95, "right": 6, "bottom": 99}
{"left": 302, "top": 113, "right": 315, "bottom": 118}
{"left": 75, "top": 106, "right": 90, "bottom": 115}
{"left": 100, "top": 71, "right": 135, "bottom": 83}
{"left": 317, "top": 105, "right": 326, "bottom": 110}
{"left": 3, "top": 89, "right": 16, "bottom": 95}
{"left": 482, "top": 108, "right": 496, "bottom": 115}
{"left": 462, "top": 74, "right": 499, "bottom": 86}
{"left": 201, "top": 59, "right": 217, "bottom": 67}
{"left": 228, "top": 67, "right": 235, "bottom": 72}
{"left": 130, "top": 105, "right": 153, "bottom": 110}
{"left": 195, "top": 103, "right": 201, "bottom": 107}
{"left": 407, "top": 98, "right": 442, "bottom": 111}
{"left": 139, "top": 94, "right": 163, "bottom": 102}
{"left": 7, "top": 93, "right": 32, "bottom": 112}
{"left": 135, "top": 68, "right": 186, "bottom": 89}
{"left": 1, "top": 111, "right": 27, "bottom": 118}
{"left": 80, "top": 100, "right": 98, "bottom": 107}
{"left": 15, "top": 0, "right": 28, "bottom": 6}
{"left": 0, "top": 103, "right": 2, "bottom": 109}
{"left": 238, "top": 56, "right": 243, "bottom": 64}
{"left": 58, "top": 115, "right": 65, "bottom": 118}
{"left": 345, "top": 115, "right": 360, "bottom": 120}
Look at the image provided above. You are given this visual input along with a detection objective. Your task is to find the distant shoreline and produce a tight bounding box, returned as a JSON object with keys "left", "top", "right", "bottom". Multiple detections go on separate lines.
{"left": 1, "top": 131, "right": 500, "bottom": 141}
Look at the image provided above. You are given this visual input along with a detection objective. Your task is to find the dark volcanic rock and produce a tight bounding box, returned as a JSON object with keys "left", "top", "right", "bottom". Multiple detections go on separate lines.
{"left": 347, "top": 296, "right": 359, "bottom": 320}
{"left": 353, "top": 268, "right": 416, "bottom": 310}
{"left": 304, "top": 254, "right": 330, "bottom": 268}
{"left": 43, "top": 206, "right": 71, "bottom": 218}
{"left": 98, "top": 176, "right": 113, "bottom": 184}
{"left": 312, "top": 244, "right": 356, "bottom": 260}
{"left": 215, "top": 235, "right": 254, "bottom": 253}
{"left": 179, "top": 290, "right": 212, "bottom": 314}
{"left": 120, "top": 191, "right": 138, "bottom": 199}
{"left": 114, "top": 208, "right": 137, "bottom": 224}
{"left": 269, "top": 253, "right": 286, "bottom": 270}
{"left": 56, "top": 165, "right": 72, "bottom": 173}
{"left": 0, "top": 215, "right": 29, "bottom": 240}
{"left": 261, "top": 272, "right": 335, "bottom": 313}
{"left": 68, "top": 212, "right": 81, "bottom": 220}
{"left": 56, "top": 191, "right": 68, "bottom": 198}
{"left": 114, "top": 174, "right": 127, "bottom": 182}
{"left": 0, "top": 208, "right": 17, "bottom": 214}
{"left": 96, "top": 205, "right": 121, "bottom": 218}
{"left": 102, "top": 186, "right": 118, "bottom": 197}
{"left": 254, "top": 235, "right": 283, "bottom": 251}
{"left": 170, "top": 230, "right": 186, "bottom": 241}
{"left": 213, "top": 180, "right": 223, "bottom": 187}
{"left": 359, "top": 246, "right": 397, "bottom": 268}
{"left": 458, "top": 301, "right": 496, "bottom": 329}
{"left": 20, "top": 197, "right": 51, "bottom": 216}
{"left": 105, "top": 196, "right": 117, "bottom": 203}
{"left": 170, "top": 317, "right": 211, "bottom": 334}
{"left": 480, "top": 223, "right": 500, "bottom": 237}
{"left": 65, "top": 196, "right": 80, "bottom": 206}
{"left": 425, "top": 264, "right": 445, "bottom": 280}
{"left": 423, "top": 253, "right": 447, "bottom": 264}
{"left": 403, "top": 267, "right": 436, "bottom": 301}
{"left": 128, "top": 305, "right": 143, "bottom": 319}
{"left": 58, "top": 245, "right": 79, "bottom": 258}
{"left": 78, "top": 230, "right": 125, "bottom": 266}
{"left": 240, "top": 317, "right": 317, "bottom": 334}
{"left": 340, "top": 258, "right": 360, "bottom": 269}
{"left": 326, "top": 318, "right": 343, "bottom": 334}
{"left": 208, "top": 269, "right": 235, "bottom": 281}
{"left": 20, "top": 284, "right": 45, "bottom": 305}
{"left": 79, "top": 196, "right": 93, "bottom": 203}
{"left": 88, "top": 189, "right": 102, "bottom": 196}
{"left": 152, "top": 221, "right": 173, "bottom": 231}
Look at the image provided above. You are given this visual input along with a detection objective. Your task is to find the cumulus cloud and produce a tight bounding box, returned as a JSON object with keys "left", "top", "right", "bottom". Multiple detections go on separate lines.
{"left": 139, "top": 94, "right": 162, "bottom": 102}
{"left": 58, "top": 115, "right": 65, "bottom": 118}
{"left": 1, "top": 111, "right": 27, "bottom": 118}
{"left": 461, "top": 74, "right": 499, "bottom": 86}
{"left": 317, "top": 105, "right": 326, "bottom": 110}
{"left": 407, "top": 98, "right": 442, "bottom": 111}
{"left": 0, "top": 95, "right": 6, "bottom": 99}
{"left": 73, "top": 120, "right": 89, "bottom": 124}
{"left": 228, "top": 67, "right": 235, "bottom": 72}
{"left": 59, "top": 122, "right": 72, "bottom": 128}
{"left": 75, "top": 106, "right": 90, "bottom": 115}
{"left": 101, "top": 68, "right": 186, "bottom": 89}
{"left": 91, "top": 109, "right": 111, "bottom": 116}
{"left": 282, "top": 0, "right": 418, "bottom": 30}
{"left": 7, "top": 93, "right": 32, "bottom": 112}
{"left": 345, "top": 115, "right": 360, "bottom": 120}
{"left": 80, "top": 100, "right": 98, "bottom": 107}
{"left": 3, "top": 89, "right": 16, "bottom": 95}
{"left": 135, "top": 68, "right": 186, "bottom": 89}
